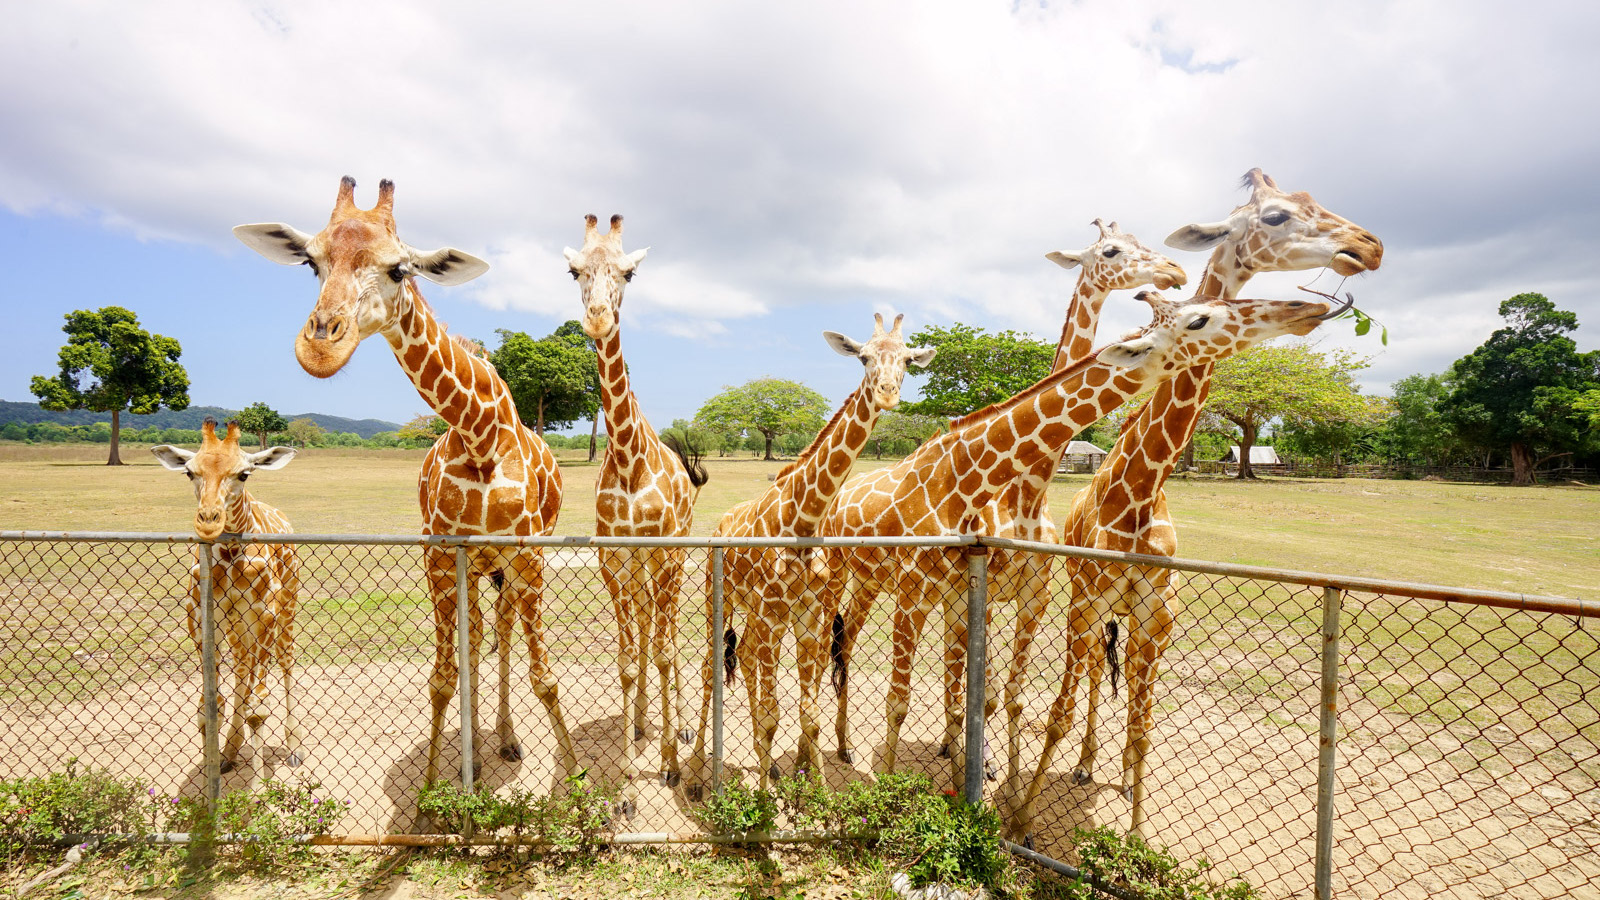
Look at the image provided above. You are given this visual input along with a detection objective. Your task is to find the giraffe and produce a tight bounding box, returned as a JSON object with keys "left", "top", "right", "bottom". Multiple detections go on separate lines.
{"left": 151, "top": 418, "right": 300, "bottom": 774}
{"left": 563, "top": 214, "right": 708, "bottom": 811}
{"left": 821, "top": 288, "right": 1344, "bottom": 792}
{"left": 233, "top": 177, "right": 571, "bottom": 788}
{"left": 1004, "top": 169, "right": 1384, "bottom": 840}
{"left": 685, "top": 313, "right": 936, "bottom": 796}
{"left": 827, "top": 220, "right": 1186, "bottom": 778}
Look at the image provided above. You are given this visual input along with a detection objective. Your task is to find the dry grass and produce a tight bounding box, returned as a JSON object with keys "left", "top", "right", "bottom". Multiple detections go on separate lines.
{"left": 0, "top": 442, "right": 1596, "bottom": 597}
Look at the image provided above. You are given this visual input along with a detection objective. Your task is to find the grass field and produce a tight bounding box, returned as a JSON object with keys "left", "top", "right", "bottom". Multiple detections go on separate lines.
{"left": 1, "top": 442, "right": 1594, "bottom": 597}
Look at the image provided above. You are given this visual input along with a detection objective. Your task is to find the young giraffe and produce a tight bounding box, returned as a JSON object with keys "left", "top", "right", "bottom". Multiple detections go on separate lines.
{"left": 827, "top": 221, "right": 1186, "bottom": 777}
{"left": 234, "top": 177, "right": 571, "bottom": 787}
{"left": 1004, "top": 169, "right": 1384, "bottom": 840}
{"left": 152, "top": 418, "right": 300, "bottom": 774}
{"left": 564, "top": 214, "right": 708, "bottom": 811}
{"left": 686, "top": 314, "right": 935, "bottom": 796}
{"left": 820, "top": 289, "right": 1343, "bottom": 791}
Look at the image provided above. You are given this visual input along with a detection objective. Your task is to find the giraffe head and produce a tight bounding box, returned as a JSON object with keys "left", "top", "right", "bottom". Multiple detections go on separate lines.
{"left": 564, "top": 214, "right": 648, "bottom": 341}
{"left": 822, "top": 313, "right": 938, "bottom": 410}
{"left": 1101, "top": 289, "right": 1344, "bottom": 377}
{"left": 1165, "top": 169, "right": 1383, "bottom": 296}
{"left": 233, "top": 177, "right": 491, "bottom": 379}
{"left": 1045, "top": 219, "right": 1187, "bottom": 292}
{"left": 150, "top": 418, "right": 295, "bottom": 541}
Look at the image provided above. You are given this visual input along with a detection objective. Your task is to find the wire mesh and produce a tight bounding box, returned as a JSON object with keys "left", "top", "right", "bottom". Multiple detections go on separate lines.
{"left": 1, "top": 533, "right": 1595, "bottom": 900}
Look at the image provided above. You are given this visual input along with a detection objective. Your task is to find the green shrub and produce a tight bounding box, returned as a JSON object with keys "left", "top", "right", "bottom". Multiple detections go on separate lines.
{"left": 0, "top": 760, "right": 150, "bottom": 860}
{"left": 694, "top": 775, "right": 778, "bottom": 836}
{"left": 417, "top": 771, "right": 619, "bottom": 854}
{"left": 1059, "top": 826, "right": 1260, "bottom": 900}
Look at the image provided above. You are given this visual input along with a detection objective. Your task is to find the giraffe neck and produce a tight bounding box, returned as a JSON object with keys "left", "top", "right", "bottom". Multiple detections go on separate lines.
{"left": 223, "top": 489, "right": 255, "bottom": 535}
{"left": 593, "top": 325, "right": 650, "bottom": 463}
{"left": 382, "top": 280, "right": 516, "bottom": 461}
{"left": 1051, "top": 277, "right": 1112, "bottom": 371}
{"left": 775, "top": 387, "right": 879, "bottom": 535}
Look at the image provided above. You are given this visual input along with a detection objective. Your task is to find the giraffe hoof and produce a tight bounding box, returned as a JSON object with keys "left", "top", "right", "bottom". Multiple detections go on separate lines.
{"left": 499, "top": 743, "right": 524, "bottom": 762}
{"left": 686, "top": 784, "right": 703, "bottom": 803}
{"left": 634, "top": 727, "right": 646, "bottom": 741}
{"left": 1071, "top": 768, "right": 1091, "bottom": 786}
{"left": 619, "top": 800, "right": 636, "bottom": 820}
{"left": 1023, "top": 833, "right": 1036, "bottom": 852}
{"left": 768, "top": 764, "right": 782, "bottom": 782}
{"left": 937, "top": 743, "right": 951, "bottom": 760}
{"left": 837, "top": 749, "right": 854, "bottom": 765}
{"left": 219, "top": 758, "right": 237, "bottom": 775}
{"left": 1121, "top": 785, "right": 1134, "bottom": 802}
{"left": 986, "top": 765, "right": 998, "bottom": 782}
{"left": 678, "top": 728, "right": 695, "bottom": 745}
{"left": 286, "top": 751, "right": 304, "bottom": 769}
{"left": 662, "top": 771, "right": 681, "bottom": 788}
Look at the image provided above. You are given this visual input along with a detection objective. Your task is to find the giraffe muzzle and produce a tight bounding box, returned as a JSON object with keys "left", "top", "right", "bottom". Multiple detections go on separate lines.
{"left": 295, "top": 313, "right": 360, "bottom": 379}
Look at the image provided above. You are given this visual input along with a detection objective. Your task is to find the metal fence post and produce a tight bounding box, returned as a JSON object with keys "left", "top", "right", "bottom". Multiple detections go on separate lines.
{"left": 1315, "top": 585, "right": 1344, "bottom": 900}
{"left": 710, "top": 547, "right": 725, "bottom": 794}
{"left": 197, "top": 542, "right": 221, "bottom": 807}
{"left": 963, "top": 544, "right": 989, "bottom": 806}
{"left": 456, "top": 547, "right": 474, "bottom": 791}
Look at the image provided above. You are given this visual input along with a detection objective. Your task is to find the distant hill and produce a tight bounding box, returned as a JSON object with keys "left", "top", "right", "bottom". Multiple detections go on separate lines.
{"left": 0, "top": 400, "right": 401, "bottom": 439}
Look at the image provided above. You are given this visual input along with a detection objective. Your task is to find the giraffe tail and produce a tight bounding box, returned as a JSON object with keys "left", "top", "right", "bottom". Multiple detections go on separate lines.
{"left": 723, "top": 629, "right": 739, "bottom": 687}
{"left": 1105, "top": 620, "right": 1121, "bottom": 700}
{"left": 663, "top": 433, "right": 710, "bottom": 490}
{"left": 829, "top": 613, "right": 848, "bottom": 697}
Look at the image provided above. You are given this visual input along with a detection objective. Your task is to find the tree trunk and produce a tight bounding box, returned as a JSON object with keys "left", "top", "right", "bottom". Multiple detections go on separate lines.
{"left": 536, "top": 395, "right": 546, "bottom": 437}
{"left": 1509, "top": 442, "right": 1536, "bottom": 486}
{"left": 762, "top": 432, "right": 776, "bottom": 461}
{"left": 1234, "top": 422, "right": 1259, "bottom": 480}
{"left": 258, "top": 430, "right": 268, "bottom": 450}
{"left": 1181, "top": 439, "right": 1195, "bottom": 472}
{"left": 588, "top": 414, "right": 599, "bottom": 462}
{"left": 106, "top": 409, "right": 123, "bottom": 466}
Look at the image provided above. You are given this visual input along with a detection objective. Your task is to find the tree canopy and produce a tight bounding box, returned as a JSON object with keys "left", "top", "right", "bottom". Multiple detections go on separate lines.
{"left": 865, "top": 410, "right": 944, "bottom": 459}
{"left": 694, "top": 378, "right": 830, "bottom": 461}
{"left": 396, "top": 414, "right": 449, "bottom": 447}
{"left": 1438, "top": 293, "right": 1600, "bottom": 484}
{"left": 235, "top": 402, "right": 288, "bottom": 450}
{"left": 489, "top": 322, "right": 600, "bottom": 435}
{"left": 899, "top": 324, "right": 1054, "bottom": 418}
{"left": 283, "top": 417, "right": 324, "bottom": 448}
{"left": 30, "top": 306, "right": 190, "bottom": 465}
{"left": 1203, "top": 344, "right": 1377, "bottom": 479}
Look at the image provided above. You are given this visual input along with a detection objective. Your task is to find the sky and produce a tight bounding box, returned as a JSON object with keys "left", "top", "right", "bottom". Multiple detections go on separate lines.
{"left": 3, "top": 1, "right": 1598, "bottom": 432}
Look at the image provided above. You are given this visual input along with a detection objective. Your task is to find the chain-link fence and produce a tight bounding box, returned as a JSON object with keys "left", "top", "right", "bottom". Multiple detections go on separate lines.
{"left": 1, "top": 531, "right": 1595, "bottom": 899}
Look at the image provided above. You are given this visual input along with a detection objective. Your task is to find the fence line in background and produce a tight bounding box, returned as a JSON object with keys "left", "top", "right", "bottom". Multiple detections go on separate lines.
{"left": 1, "top": 530, "right": 1593, "bottom": 900}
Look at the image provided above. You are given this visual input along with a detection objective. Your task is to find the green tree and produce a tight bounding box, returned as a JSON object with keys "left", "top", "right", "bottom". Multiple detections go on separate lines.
{"left": 660, "top": 418, "right": 722, "bottom": 458}
{"left": 695, "top": 378, "right": 830, "bottom": 461}
{"left": 490, "top": 323, "right": 599, "bottom": 437}
{"left": 1439, "top": 293, "right": 1600, "bottom": 485}
{"left": 899, "top": 324, "right": 1054, "bottom": 418}
{"left": 396, "top": 413, "right": 448, "bottom": 447}
{"left": 29, "top": 306, "right": 189, "bottom": 465}
{"left": 1372, "top": 374, "right": 1465, "bottom": 466}
{"left": 866, "top": 410, "right": 944, "bottom": 459}
{"left": 235, "top": 402, "right": 288, "bottom": 450}
{"left": 283, "top": 417, "right": 325, "bottom": 448}
{"left": 1203, "top": 345, "right": 1377, "bottom": 479}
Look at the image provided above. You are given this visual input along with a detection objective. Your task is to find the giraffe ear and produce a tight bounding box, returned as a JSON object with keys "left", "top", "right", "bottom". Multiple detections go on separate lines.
{"left": 233, "top": 223, "right": 315, "bottom": 265}
{"left": 908, "top": 346, "right": 938, "bottom": 368}
{"left": 409, "top": 246, "right": 491, "bottom": 286}
{"left": 150, "top": 445, "right": 195, "bottom": 471}
{"left": 624, "top": 248, "right": 649, "bottom": 268}
{"left": 1045, "top": 250, "right": 1084, "bottom": 270}
{"left": 1096, "top": 336, "right": 1156, "bottom": 369}
{"left": 1165, "top": 219, "right": 1239, "bottom": 252}
{"left": 246, "top": 446, "right": 297, "bottom": 471}
{"left": 823, "top": 331, "right": 863, "bottom": 357}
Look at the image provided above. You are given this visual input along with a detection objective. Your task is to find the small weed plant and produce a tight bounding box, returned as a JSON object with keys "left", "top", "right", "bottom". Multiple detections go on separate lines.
{"left": 0, "top": 760, "right": 150, "bottom": 862}
{"left": 417, "top": 770, "right": 619, "bottom": 854}
{"left": 1059, "top": 826, "right": 1260, "bottom": 900}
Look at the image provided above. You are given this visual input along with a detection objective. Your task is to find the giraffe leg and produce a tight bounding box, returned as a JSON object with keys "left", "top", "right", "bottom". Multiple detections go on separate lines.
{"left": 939, "top": 579, "right": 969, "bottom": 789}
{"left": 1011, "top": 596, "right": 1102, "bottom": 842}
{"left": 833, "top": 575, "right": 875, "bottom": 766}
{"left": 1001, "top": 564, "right": 1055, "bottom": 819}
{"left": 221, "top": 600, "right": 254, "bottom": 773}
{"left": 491, "top": 573, "right": 521, "bottom": 762}
{"left": 1122, "top": 584, "right": 1175, "bottom": 838}
{"left": 687, "top": 563, "right": 718, "bottom": 800}
{"left": 1072, "top": 624, "right": 1108, "bottom": 785}
{"left": 604, "top": 549, "right": 646, "bottom": 816}
{"left": 423, "top": 552, "right": 460, "bottom": 788}
{"left": 510, "top": 551, "right": 578, "bottom": 782}
{"left": 277, "top": 558, "right": 303, "bottom": 768}
{"left": 882, "top": 578, "right": 933, "bottom": 776}
{"left": 793, "top": 577, "right": 827, "bottom": 781}
{"left": 745, "top": 603, "right": 782, "bottom": 789}
{"left": 652, "top": 548, "right": 685, "bottom": 786}
{"left": 187, "top": 568, "right": 205, "bottom": 738}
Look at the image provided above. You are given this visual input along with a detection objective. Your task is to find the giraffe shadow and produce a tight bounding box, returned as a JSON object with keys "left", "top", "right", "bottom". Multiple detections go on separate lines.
{"left": 1005, "top": 769, "right": 1127, "bottom": 858}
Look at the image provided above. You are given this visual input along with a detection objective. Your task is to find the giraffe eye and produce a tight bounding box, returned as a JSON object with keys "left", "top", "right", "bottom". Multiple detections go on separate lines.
{"left": 569, "top": 268, "right": 580, "bottom": 280}
{"left": 1261, "top": 211, "right": 1290, "bottom": 226}
{"left": 1102, "top": 247, "right": 1121, "bottom": 258}
{"left": 623, "top": 271, "right": 634, "bottom": 283}
{"left": 1186, "top": 315, "right": 1211, "bottom": 331}
{"left": 237, "top": 472, "right": 250, "bottom": 482}
{"left": 388, "top": 264, "right": 410, "bottom": 283}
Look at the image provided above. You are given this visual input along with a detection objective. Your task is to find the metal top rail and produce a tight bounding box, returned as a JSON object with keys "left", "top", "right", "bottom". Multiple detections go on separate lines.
{"left": 1, "top": 529, "right": 1590, "bottom": 617}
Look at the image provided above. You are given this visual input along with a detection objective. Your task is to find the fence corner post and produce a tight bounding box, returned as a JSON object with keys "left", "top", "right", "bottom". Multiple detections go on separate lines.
{"left": 456, "top": 546, "right": 474, "bottom": 794}
{"left": 195, "top": 541, "right": 220, "bottom": 864}
{"left": 1315, "top": 585, "right": 1344, "bottom": 900}
{"left": 710, "top": 546, "right": 726, "bottom": 795}
{"left": 963, "top": 541, "right": 989, "bottom": 807}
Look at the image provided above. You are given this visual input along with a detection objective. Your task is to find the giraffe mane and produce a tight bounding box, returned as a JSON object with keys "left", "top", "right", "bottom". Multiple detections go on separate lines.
{"left": 947, "top": 355, "right": 1098, "bottom": 431}
{"left": 775, "top": 386, "right": 864, "bottom": 480}
{"left": 450, "top": 333, "right": 489, "bottom": 359}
